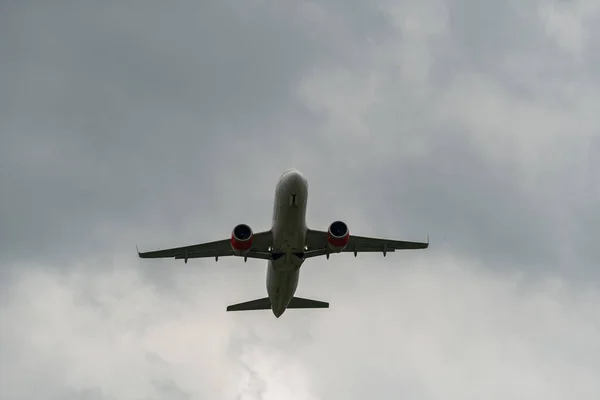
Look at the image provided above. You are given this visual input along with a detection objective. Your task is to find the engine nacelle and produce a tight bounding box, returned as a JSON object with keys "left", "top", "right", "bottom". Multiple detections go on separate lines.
{"left": 231, "top": 223, "right": 253, "bottom": 256}
{"left": 327, "top": 220, "right": 350, "bottom": 252}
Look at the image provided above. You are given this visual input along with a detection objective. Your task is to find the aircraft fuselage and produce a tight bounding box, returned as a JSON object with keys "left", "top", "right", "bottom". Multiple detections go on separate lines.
{"left": 267, "top": 169, "right": 308, "bottom": 317}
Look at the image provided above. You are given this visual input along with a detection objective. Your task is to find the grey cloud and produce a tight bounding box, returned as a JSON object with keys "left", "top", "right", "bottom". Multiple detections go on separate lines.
{"left": 2, "top": 0, "right": 594, "bottom": 275}
{"left": 151, "top": 380, "right": 192, "bottom": 400}
{"left": 2, "top": 259, "right": 599, "bottom": 399}
{"left": 235, "top": 362, "right": 268, "bottom": 400}
{"left": 59, "top": 388, "right": 115, "bottom": 400}
{"left": 293, "top": 0, "right": 599, "bottom": 277}
{"left": 445, "top": 0, "right": 540, "bottom": 68}
{"left": 1, "top": 0, "right": 600, "bottom": 399}
{"left": 0, "top": 1, "right": 337, "bottom": 267}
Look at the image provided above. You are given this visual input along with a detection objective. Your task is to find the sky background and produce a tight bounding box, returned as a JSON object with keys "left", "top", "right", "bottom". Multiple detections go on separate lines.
{"left": 1, "top": 0, "right": 599, "bottom": 399}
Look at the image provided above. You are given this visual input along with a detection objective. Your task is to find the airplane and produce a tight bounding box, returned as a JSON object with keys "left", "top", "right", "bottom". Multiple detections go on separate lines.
{"left": 137, "top": 169, "right": 429, "bottom": 318}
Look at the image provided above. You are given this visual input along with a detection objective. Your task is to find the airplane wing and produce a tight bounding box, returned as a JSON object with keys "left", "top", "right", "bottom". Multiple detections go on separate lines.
{"left": 303, "top": 229, "right": 428, "bottom": 258}
{"left": 137, "top": 230, "right": 273, "bottom": 262}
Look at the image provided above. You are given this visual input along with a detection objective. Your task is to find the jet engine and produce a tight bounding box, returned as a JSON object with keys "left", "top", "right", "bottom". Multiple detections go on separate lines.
{"left": 327, "top": 220, "right": 350, "bottom": 252}
{"left": 231, "top": 224, "right": 253, "bottom": 255}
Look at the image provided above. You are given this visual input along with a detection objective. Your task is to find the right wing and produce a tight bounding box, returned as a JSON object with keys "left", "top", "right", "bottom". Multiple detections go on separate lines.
{"left": 303, "top": 229, "right": 428, "bottom": 258}
{"left": 137, "top": 230, "right": 273, "bottom": 262}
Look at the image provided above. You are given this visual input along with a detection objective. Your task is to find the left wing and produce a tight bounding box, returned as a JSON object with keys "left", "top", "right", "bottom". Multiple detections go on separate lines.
{"left": 137, "top": 230, "right": 273, "bottom": 262}
{"left": 303, "top": 229, "right": 428, "bottom": 258}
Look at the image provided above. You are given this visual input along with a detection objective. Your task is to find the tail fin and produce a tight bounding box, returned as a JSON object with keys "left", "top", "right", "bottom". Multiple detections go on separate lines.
{"left": 226, "top": 296, "right": 329, "bottom": 312}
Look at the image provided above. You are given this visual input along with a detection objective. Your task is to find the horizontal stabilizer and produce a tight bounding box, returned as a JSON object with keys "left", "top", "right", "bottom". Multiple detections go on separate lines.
{"left": 287, "top": 297, "right": 329, "bottom": 309}
{"left": 226, "top": 296, "right": 329, "bottom": 312}
{"left": 227, "top": 297, "right": 272, "bottom": 312}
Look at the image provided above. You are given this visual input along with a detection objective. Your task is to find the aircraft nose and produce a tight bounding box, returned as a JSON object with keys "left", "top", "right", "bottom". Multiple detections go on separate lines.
{"left": 289, "top": 171, "right": 302, "bottom": 183}
{"left": 286, "top": 170, "right": 307, "bottom": 188}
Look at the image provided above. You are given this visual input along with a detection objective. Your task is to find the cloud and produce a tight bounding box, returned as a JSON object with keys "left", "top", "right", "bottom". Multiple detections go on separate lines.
{"left": 294, "top": 0, "right": 599, "bottom": 275}
{"left": 307, "top": 256, "right": 600, "bottom": 399}
{"left": 2, "top": 0, "right": 598, "bottom": 274}
{"left": 1, "top": 0, "right": 599, "bottom": 399}
{"left": 0, "top": 0, "right": 333, "bottom": 267}
{"left": 0, "top": 261, "right": 237, "bottom": 399}
{"left": 1, "top": 255, "right": 599, "bottom": 399}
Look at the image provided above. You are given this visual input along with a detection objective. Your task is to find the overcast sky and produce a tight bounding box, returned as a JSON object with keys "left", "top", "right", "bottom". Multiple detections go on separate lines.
{"left": 1, "top": 1, "right": 599, "bottom": 399}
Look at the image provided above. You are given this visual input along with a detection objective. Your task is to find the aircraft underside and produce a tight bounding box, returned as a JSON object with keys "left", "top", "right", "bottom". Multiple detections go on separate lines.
{"left": 137, "top": 169, "right": 429, "bottom": 318}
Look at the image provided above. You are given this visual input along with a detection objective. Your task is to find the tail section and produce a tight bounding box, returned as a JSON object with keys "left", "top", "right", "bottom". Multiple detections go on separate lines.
{"left": 287, "top": 297, "right": 329, "bottom": 309}
{"left": 226, "top": 296, "right": 329, "bottom": 312}
{"left": 226, "top": 297, "right": 271, "bottom": 312}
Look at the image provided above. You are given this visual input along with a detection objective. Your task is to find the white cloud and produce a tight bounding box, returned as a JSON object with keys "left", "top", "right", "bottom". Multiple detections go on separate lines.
{"left": 306, "top": 256, "right": 600, "bottom": 399}
{"left": 537, "top": 0, "right": 600, "bottom": 56}
{"left": 0, "top": 262, "right": 238, "bottom": 399}
{"left": 2, "top": 255, "right": 599, "bottom": 399}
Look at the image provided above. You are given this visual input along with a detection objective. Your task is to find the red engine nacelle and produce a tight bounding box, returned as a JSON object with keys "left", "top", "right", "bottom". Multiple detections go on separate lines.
{"left": 327, "top": 220, "right": 350, "bottom": 252}
{"left": 231, "top": 223, "right": 253, "bottom": 255}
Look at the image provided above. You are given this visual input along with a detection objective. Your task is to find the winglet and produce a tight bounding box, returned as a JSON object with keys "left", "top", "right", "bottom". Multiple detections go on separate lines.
{"left": 136, "top": 245, "right": 141, "bottom": 257}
